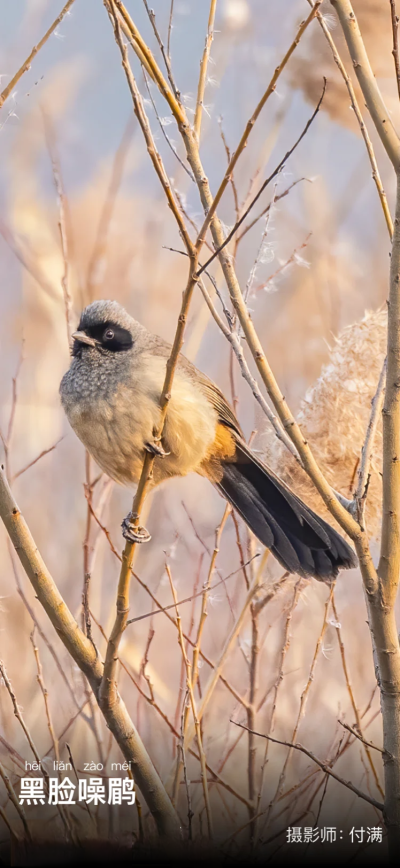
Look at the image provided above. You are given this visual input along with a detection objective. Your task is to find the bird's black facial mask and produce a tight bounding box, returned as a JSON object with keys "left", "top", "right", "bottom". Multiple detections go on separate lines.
{"left": 72, "top": 321, "right": 134, "bottom": 357}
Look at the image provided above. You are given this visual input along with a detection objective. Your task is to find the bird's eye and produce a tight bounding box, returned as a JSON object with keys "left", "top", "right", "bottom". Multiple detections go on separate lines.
{"left": 104, "top": 328, "right": 114, "bottom": 341}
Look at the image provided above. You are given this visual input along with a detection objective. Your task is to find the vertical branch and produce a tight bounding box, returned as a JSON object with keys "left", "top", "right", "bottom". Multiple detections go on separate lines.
{"left": 82, "top": 453, "right": 94, "bottom": 639}
{"left": 192, "top": 505, "right": 230, "bottom": 689}
{"left": 246, "top": 597, "right": 260, "bottom": 844}
{"left": 372, "top": 172, "right": 400, "bottom": 854}
{"left": 0, "top": 660, "right": 42, "bottom": 769}
{"left": 172, "top": 505, "right": 230, "bottom": 802}
{"left": 180, "top": 690, "right": 194, "bottom": 838}
{"left": 194, "top": 0, "right": 217, "bottom": 141}
{"left": 0, "top": 762, "right": 31, "bottom": 840}
{"left": 167, "top": 564, "right": 213, "bottom": 839}
{"left": 379, "top": 173, "right": 400, "bottom": 601}
{"left": 265, "top": 584, "right": 334, "bottom": 832}
{"left": 31, "top": 629, "right": 60, "bottom": 764}
{"left": 354, "top": 358, "right": 387, "bottom": 525}
{"left": 86, "top": 116, "right": 135, "bottom": 301}
{"left": 100, "top": 1, "right": 199, "bottom": 717}
{"left": 331, "top": 596, "right": 384, "bottom": 799}
{"left": 254, "top": 579, "right": 301, "bottom": 842}
{"left": 0, "top": 467, "right": 181, "bottom": 837}
{"left": 42, "top": 111, "right": 73, "bottom": 346}
{"left": 330, "top": 0, "right": 400, "bottom": 168}
{"left": 194, "top": 1, "right": 323, "bottom": 245}
{"left": 167, "top": 0, "right": 175, "bottom": 60}
{"left": 142, "top": 1, "right": 180, "bottom": 99}
{"left": 307, "top": 0, "right": 393, "bottom": 239}
{"left": 183, "top": 577, "right": 260, "bottom": 753}
{"left": 390, "top": 1, "right": 400, "bottom": 102}
{"left": 0, "top": 344, "right": 24, "bottom": 481}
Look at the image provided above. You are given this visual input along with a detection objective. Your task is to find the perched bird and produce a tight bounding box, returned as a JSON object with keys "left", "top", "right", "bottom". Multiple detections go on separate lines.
{"left": 60, "top": 300, "right": 357, "bottom": 582}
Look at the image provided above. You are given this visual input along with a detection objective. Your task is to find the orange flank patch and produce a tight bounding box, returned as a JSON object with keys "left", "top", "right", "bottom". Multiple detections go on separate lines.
{"left": 201, "top": 423, "right": 237, "bottom": 483}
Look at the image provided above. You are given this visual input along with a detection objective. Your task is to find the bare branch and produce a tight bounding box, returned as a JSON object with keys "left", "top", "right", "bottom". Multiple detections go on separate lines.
{"left": 194, "top": 0, "right": 217, "bottom": 141}
{"left": 196, "top": 82, "right": 326, "bottom": 278}
{"left": 101, "top": 1, "right": 199, "bottom": 715}
{"left": 332, "top": 595, "right": 384, "bottom": 799}
{"left": 86, "top": 116, "right": 136, "bottom": 300}
{"left": 0, "top": 465, "right": 181, "bottom": 837}
{"left": 330, "top": 0, "right": 400, "bottom": 169}
{"left": 167, "top": 563, "right": 213, "bottom": 838}
{"left": 142, "top": 0, "right": 180, "bottom": 98}
{"left": 307, "top": 0, "right": 393, "bottom": 239}
{"left": 390, "top": 1, "right": 400, "bottom": 102}
{"left": 12, "top": 437, "right": 63, "bottom": 483}
{"left": 195, "top": 1, "right": 323, "bottom": 247}
{"left": 0, "top": 761, "right": 31, "bottom": 840}
{"left": 0, "top": 660, "right": 41, "bottom": 767}
{"left": 0, "top": 0, "right": 76, "bottom": 109}
{"left": 354, "top": 357, "right": 386, "bottom": 523}
{"left": 338, "top": 720, "right": 386, "bottom": 756}
{"left": 42, "top": 111, "right": 73, "bottom": 345}
{"left": 167, "top": 0, "right": 175, "bottom": 60}
{"left": 231, "top": 721, "right": 384, "bottom": 812}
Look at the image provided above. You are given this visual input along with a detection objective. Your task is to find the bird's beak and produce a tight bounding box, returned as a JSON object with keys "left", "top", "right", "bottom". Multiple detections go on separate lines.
{"left": 72, "top": 331, "right": 97, "bottom": 348}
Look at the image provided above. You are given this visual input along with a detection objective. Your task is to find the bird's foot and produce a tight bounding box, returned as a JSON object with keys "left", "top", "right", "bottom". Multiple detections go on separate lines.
{"left": 145, "top": 438, "right": 170, "bottom": 458}
{"left": 122, "top": 513, "right": 151, "bottom": 544}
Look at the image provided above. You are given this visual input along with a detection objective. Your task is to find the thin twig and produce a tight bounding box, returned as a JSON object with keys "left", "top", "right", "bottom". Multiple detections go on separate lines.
{"left": 218, "top": 117, "right": 240, "bottom": 221}
{"left": 338, "top": 720, "right": 386, "bottom": 756}
{"left": 194, "top": 2, "right": 322, "bottom": 249}
{"left": 100, "top": 1, "right": 199, "bottom": 712}
{"left": 354, "top": 358, "right": 386, "bottom": 524}
{"left": 332, "top": 595, "right": 384, "bottom": 799}
{"left": 167, "top": 563, "right": 213, "bottom": 838}
{"left": 180, "top": 690, "right": 194, "bottom": 838}
{"left": 82, "top": 453, "right": 94, "bottom": 641}
{"left": 194, "top": 0, "right": 217, "bottom": 141}
{"left": 30, "top": 629, "right": 59, "bottom": 764}
{"left": 12, "top": 437, "right": 63, "bottom": 482}
{"left": 0, "top": 0, "right": 76, "bottom": 109}
{"left": 196, "top": 80, "right": 326, "bottom": 278}
{"left": 172, "top": 504, "right": 231, "bottom": 803}
{"left": 0, "top": 466, "right": 181, "bottom": 836}
{"left": 87, "top": 501, "right": 248, "bottom": 707}
{"left": 231, "top": 722, "right": 384, "bottom": 812}
{"left": 330, "top": 0, "right": 400, "bottom": 169}
{"left": 0, "top": 219, "right": 57, "bottom": 299}
{"left": 142, "top": 69, "right": 194, "bottom": 180}
{"left": 0, "top": 761, "right": 31, "bottom": 840}
{"left": 254, "top": 580, "right": 301, "bottom": 842}
{"left": 265, "top": 583, "right": 335, "bottom": 830}
{"left": 390, "top": 0, "right": 400, "bottom": 102}
{"left": 92, "top": 612, "right": 253, "bottom": 810}
{"left": 0, "top": 660, "right": 42, "bottom": 767}
{"left": 167, "top": 0, "right": 174, "bottom": 60}
{"left": 182, "top": 574, "right": 262, "bottom": 754}
{"left": 254, "top": 232, "right": 312, "bottom": 293}
{"left": 86, "top": 116, "right": 136, "bottom": 300}
{"left": 42, "top": 111, "right": 73, "bottom": 345}
{"left": 142, "top": 0, "right": 179, "bottom": 98}
{"left": 307, "top": 0, "right": 393, "bottom": 239}
{"left": 198, "top": 276, "right": 300, "bottom": 462}
{"left": 0, "top": 343, "right": 24, "bottom": 481}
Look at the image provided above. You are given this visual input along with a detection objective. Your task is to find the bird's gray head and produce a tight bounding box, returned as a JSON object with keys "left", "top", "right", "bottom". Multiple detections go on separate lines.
{"left": 71, "top": 300, "right": 144, "bottom": 358}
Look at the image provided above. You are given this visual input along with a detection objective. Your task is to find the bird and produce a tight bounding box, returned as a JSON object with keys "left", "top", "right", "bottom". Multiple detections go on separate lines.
{"left": 60, "top": 299, "right": 357, "bottom": 583}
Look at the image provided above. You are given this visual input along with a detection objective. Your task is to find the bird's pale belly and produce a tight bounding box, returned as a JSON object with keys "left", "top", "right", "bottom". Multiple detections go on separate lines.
{"left": 66, "top": 371, "right": 218, "bottom": 488}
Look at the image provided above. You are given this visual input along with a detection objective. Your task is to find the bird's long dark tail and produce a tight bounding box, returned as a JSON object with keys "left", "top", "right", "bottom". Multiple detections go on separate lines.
{"left": 215, "top": 439, "right": 357, "bottom": 582}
